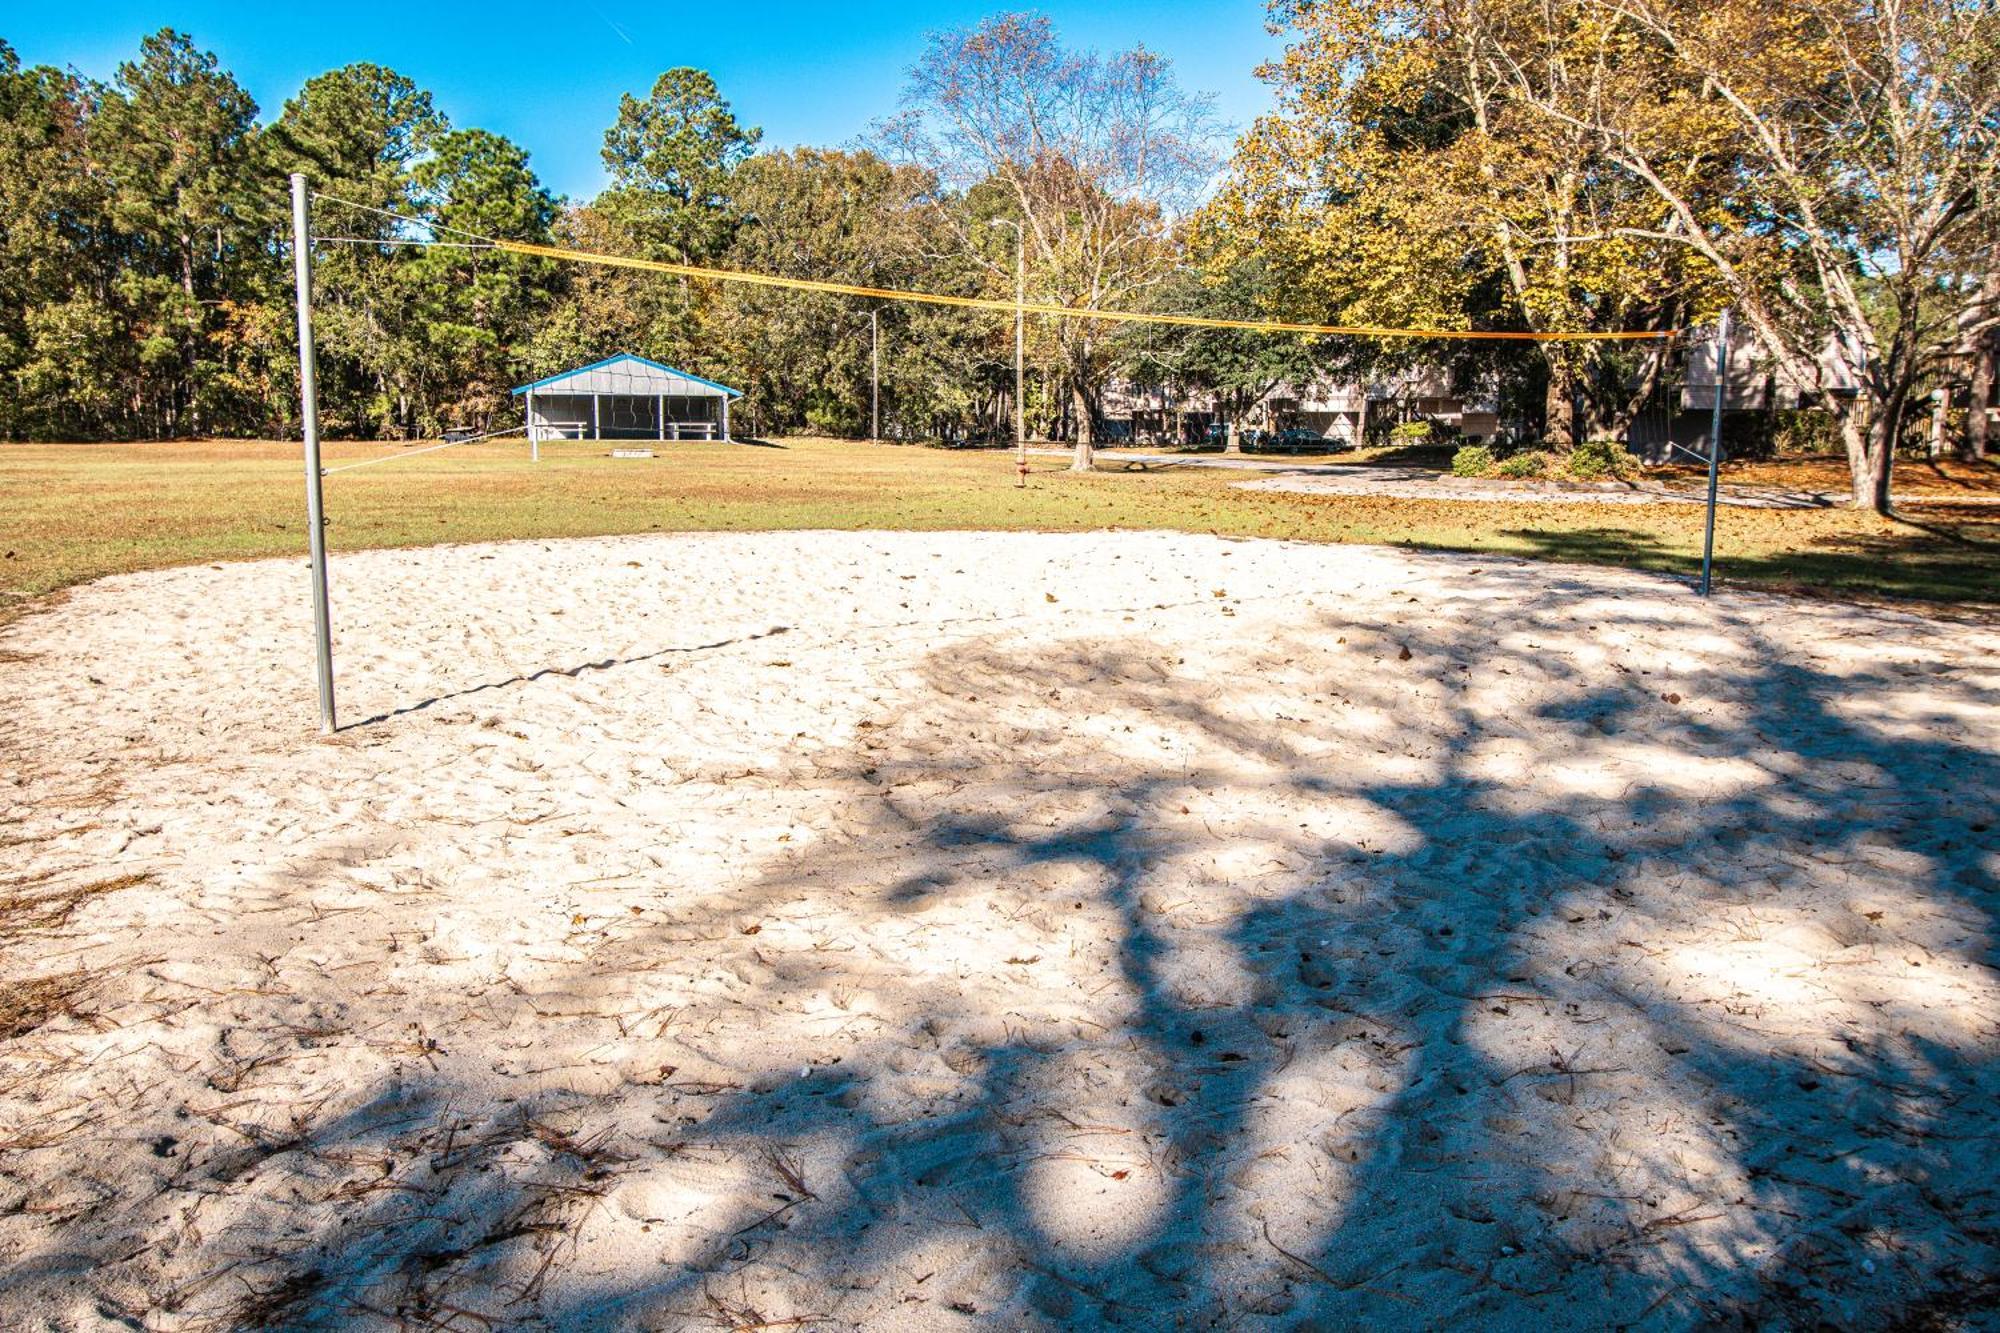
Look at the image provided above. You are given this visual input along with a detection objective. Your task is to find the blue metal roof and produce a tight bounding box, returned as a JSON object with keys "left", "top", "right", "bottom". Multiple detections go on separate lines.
{"left": 511, "top": 352, "right": 743, "bottom": 398}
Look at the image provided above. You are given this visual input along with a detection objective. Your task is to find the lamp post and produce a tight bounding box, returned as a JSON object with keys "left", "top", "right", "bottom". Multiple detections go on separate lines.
{"left": 992, "top": 218, "right": 1027, "bottom": 487}
{"left": 870, "top": 307, "right": 880, "bottom": 441}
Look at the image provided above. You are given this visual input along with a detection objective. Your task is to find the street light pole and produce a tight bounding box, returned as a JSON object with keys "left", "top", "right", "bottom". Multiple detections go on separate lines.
{"left": 870, "top": 307, "right": 880, "bottom": 441}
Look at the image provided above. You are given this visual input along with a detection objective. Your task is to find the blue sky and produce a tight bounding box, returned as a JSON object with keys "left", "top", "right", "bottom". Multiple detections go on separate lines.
{"left": 2, "top": 2, "right": 1281, "bottom": 202}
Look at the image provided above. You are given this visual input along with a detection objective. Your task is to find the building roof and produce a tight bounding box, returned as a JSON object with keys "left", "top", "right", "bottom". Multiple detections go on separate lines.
{"left": 511, "top": 353, "right": 742, "bottom": 399}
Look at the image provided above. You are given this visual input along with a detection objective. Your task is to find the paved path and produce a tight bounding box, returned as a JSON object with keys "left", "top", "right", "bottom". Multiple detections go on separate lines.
{"left": 1031, "top": 447, "right": 1342, "bottom": 474}
{"left": 1043, "top": 448, "right": 1994, "bottom": 510}
{"left": 1236, "top": 469, "right": 1824, "bottom": 508}
{"left": 1040, "top": 449, "right": 1827, "bottom": 508}
{"left": 1238, "top": 468, "right": 1999, "bottom": 509}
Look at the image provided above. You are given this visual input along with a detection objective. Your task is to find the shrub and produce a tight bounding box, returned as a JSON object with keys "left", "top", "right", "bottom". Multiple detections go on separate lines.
{"left": 1495, "top": 451, "right": 1548, "bottom": 479}
{"left": 1771, "top": 410, "right": 1837, "bottom": 456}
{"left": 1722, "top": 407, "right": 1837, "bottom": 460}
{"left": 1451, "top": 444, "right": 1496, "bottom": 477}
{"left": 1564, "top": 438, "right": 1636, "bottom": 482}
{"left": 1389, "top": 420, "right": 1434, "bottom": 446}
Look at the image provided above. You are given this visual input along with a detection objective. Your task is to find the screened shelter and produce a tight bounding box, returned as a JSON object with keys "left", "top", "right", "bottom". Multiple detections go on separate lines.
{"left": 514, "top": 353, "right": 741, "bottom": 445}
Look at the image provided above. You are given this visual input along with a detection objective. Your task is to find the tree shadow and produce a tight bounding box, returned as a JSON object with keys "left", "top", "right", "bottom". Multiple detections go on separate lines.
{"left": 16, "top": 583, "right": 1995, "bottom": 1328}
{"left": 555, "top": 597, "right": 1994, "bottom": 1327}
{"left": 1498, "top": 525, "right": 2000, "bottom": 606}
{"left": 1883, "top": 509, "right": 2000, "bottom": 552}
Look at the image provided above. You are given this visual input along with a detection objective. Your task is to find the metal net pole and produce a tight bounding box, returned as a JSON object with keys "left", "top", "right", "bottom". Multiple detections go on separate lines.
{"left": 291, "top": 173, "right": 337, "bottom": 733}
{"left": 1013, "top": 225, "right": 1026, "bottom": 487}
{"left": 1699, "top": 308, "right": 1731, "bottom": 597}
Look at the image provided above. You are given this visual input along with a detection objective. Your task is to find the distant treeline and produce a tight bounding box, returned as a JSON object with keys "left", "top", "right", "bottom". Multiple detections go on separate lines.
{"left": 0, "top": 33, "right": 990, "bottom": 442}
{"left": 3, "top": 4, "right": 1994, "bottom": 514}
{"left": 0, "top": 21, "right": 1631, "bottom": 451}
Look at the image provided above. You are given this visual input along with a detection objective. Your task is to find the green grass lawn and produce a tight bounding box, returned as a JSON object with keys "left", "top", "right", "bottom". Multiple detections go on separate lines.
{"left": 3, "top": 436, "right": 1995, "bottom": 621}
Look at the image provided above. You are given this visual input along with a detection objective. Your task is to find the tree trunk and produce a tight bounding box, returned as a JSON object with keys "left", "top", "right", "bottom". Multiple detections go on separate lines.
{"left": 1964, "top": 265, "right": 1999, "bottom": 460}
{"left": 1067, "top": 343, "right": 1097, "bottom": 470}
{"left": 1225, "top": 419, "right": 1242, "bottom": 455}
{"left": 1543, "top": 358, "right": 1578, "bottom": 451}
{"left": 1839, "top": 398, "right": 1897, "bottom": 514}
{"left": 1967, "top": 333, "right": 1994, "bottom": 460}
{"left": 1070, "top": 378, "right": 1095, "bottom": 470}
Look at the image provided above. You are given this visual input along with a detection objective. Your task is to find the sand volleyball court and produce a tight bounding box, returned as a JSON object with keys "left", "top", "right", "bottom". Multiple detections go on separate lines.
{"left": 1, "top": 530, "right": 1996, "bottom": 1328}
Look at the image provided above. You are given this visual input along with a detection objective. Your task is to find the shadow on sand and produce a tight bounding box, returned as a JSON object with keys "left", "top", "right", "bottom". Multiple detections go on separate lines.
{"left": 87, "top": 588, "right": 1999, "bottom": 1328}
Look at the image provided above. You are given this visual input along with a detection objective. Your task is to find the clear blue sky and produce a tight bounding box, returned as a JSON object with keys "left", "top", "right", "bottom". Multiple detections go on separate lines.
{"left": 2, "top": 2, "right": 1280, "bottom": 203}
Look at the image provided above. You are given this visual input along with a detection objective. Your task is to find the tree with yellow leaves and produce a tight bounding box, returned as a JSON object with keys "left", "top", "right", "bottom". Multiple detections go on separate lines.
{"left": 1214, "top": 0, "right": 1713, "bottom": 451}
{"left": 1221, "top": 0, "right": 1999, "bottom": 510}
{"left": 1497, "top": 0, "right": 2000, "bottom": 509}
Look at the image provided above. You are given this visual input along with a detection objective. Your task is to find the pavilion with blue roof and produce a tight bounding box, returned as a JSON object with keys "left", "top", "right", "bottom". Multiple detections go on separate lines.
{"left": 513, "top": 353, "right": 741, "bottom": 452}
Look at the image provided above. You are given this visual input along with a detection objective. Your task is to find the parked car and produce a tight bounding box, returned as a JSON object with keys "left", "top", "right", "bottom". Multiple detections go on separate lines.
{"left": 1268, "top": 426, "right": 1340, "bottom": 452}
{"left": 1205, "top": 422, "right": 1272, "bottom": 450}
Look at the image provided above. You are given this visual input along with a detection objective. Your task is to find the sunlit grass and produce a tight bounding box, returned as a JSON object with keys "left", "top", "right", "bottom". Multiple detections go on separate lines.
{"left": 2, "top": 436, "right": 1994, "bottom": 619}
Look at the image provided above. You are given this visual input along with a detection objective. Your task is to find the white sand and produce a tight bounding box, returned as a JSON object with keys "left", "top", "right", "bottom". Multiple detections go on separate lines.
{"left": 1, "top": 530, "right": 1996, "bottom": 1330}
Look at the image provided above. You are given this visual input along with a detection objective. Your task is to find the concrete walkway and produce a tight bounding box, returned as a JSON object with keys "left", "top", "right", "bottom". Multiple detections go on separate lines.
{"left": 1043, "top": 448, "right": 1992, "bottom": 510}
{"left": 1238, "top": 467, "right": 1997, "bottom": 509}
{"left": 1038, "top": 448, "right": 1831, "bottom": 508}
{"left": 1236, "top": 468, "right": 1830, "bottom": 508}
{"left": 1031, "top": 447, "right": 1342, "bottom": 474}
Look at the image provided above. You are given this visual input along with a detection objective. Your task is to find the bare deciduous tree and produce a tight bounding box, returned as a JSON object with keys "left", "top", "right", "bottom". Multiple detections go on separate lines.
{"left": 880, "top": 13, "right": 1222, "bottom": 470}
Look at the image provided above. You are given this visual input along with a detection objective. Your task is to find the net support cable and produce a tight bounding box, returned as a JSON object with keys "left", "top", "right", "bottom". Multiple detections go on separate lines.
{"left": 321, "top": 425, "right": 523, "bottom": 475}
